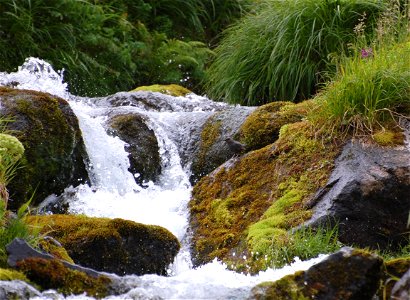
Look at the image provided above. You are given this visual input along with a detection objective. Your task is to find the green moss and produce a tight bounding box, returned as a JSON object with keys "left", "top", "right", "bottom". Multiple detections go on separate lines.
{"left": 132, "top": 84, "right": 192, "bottom": 96}
{"left": 379, "top": 256, "right": 410, "bottom": 298}
{"left": 0, "top": 268, "right": 30, "bottom": 282}
{"left": 250, "top": 272, "right": 309, "bottom": 300}
{"left": 38, "top": 238, "right": 74, "bottom": 264}
{"left": 16, "top": 257, "right": 111, "bottom": 298}
{"left": 239, "top": 101, "right": 311, "bottom": 150}
{"left": 372, "top": 129, "right": 404, "bottom": 146}
{"left": 190, "top": 117, "right": 342, "bottom": 270}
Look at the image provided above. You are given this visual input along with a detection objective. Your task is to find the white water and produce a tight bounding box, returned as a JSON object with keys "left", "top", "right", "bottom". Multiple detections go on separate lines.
{"left": 0, "top": 58, "right": 328, "bottom": 299}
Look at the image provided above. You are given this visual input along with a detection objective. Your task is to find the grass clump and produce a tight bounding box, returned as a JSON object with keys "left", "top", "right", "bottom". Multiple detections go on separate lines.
{"left": 204, "top": 0, "right": 384, "bottom": 105}
{"left": 316, "top": 38, "right": 410, "bottom": 136}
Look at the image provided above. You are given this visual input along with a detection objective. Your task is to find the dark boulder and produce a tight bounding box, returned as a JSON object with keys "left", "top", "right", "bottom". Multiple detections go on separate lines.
{"left": 106, "top": 113, "right": 161, "bottom": 185}
{"left": 307, "top": 140, "right": 410, "bottom": 250}
{"left": 0, "top": 87, "right": 89, "bottom": 209}
{"left": 28, "top": 215, "right": 180, "bottom": 276}
{"left": 249, "top": 247, "right": 383, "bottom": 300}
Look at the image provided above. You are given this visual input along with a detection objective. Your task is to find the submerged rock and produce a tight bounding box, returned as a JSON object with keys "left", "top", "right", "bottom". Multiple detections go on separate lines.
{"left": 249, "top": 247, "right": 383, "bottom": 300}
{"left": 0, "top": 87, "right": 89, "bottom": 209}
{"left": 307, "top": 139, "right": 410, "bottom": 250}
{"left": 0, "top": 280, "right": 41, "bottom": 300}
{"left": 28, "top": 215, "right": 181, "bottom": 276}
{"left": 106, "top": 113, "right": 161, "bottom": 185}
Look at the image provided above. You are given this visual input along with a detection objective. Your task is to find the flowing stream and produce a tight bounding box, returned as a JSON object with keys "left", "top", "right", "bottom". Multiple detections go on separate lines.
{"left": 0, "top": 58, "right": 328, "bottom": 299}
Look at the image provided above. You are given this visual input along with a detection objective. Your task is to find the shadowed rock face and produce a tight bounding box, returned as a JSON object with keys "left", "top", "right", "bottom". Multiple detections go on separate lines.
{"left": 224, "top": 137, "right": 246, "bottom": 155}
{"left": 0, "top": 87, "right": 89, "bottom": 209}
{"left": 106, "top": 113, "right": 161, "bottom": 185}
{"left": 307, "top": 140, "right": 410, "bottom": 250}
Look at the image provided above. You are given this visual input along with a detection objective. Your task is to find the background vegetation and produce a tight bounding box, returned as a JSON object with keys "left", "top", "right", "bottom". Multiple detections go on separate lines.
{"left": 0, "top": 0, "right": 249, "bottom": 96}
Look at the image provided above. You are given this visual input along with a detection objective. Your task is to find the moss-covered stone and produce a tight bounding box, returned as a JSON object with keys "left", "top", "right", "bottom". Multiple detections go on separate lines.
{"left": 38, "top": 237, "right": 74, "bottom": 264}
{"left": 189, "top": 117, "right": 342, "bottom": 270}
{"left": 0, "top": 87, "right": 89, "bottom": 209}
{"left": 132, "top": 84, "right": 191, "bottom": 96}
{"left": 27, "top": 214, "right": 180, "bottom": 276}
{"left": 239, "top": 101, "right": 311, "bottom": 151}
{"left": 16, "top": 257, "right": 111, "bottom": 298}
{"left": 249, "top": 248, "right": 383, "bottom": 300}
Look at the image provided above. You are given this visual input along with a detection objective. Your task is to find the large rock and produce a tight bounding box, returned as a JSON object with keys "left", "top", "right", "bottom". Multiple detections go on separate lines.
{"left": 28, "top": 215, "right": 180, "bottom": 276}
{"left": 106, "top": 113, "right": 161, "bottom": 185}
{"left": 0, "top": 87, "right": 89, "bottom": 209}
{"left": 307, "top": 139, "right": 410, "bottom": 250}
{"left": 189, "top": 106, "right": 255, "bottom": 183}
{"left": 249, "top": 247, "right": 383, "bottom": 300}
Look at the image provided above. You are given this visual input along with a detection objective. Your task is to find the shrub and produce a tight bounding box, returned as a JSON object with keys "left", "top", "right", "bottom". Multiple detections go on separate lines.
{"left": 204, "top": 0, "right": 384, "bottom": 105}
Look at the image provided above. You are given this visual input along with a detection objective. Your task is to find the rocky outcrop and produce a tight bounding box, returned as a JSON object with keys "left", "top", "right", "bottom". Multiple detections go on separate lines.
{"left": 106, "top": 113, "right": 161, "bottom": 185}
{"left": 0, "top": 87, "right": 89, "bottom": 209}
{"left": 249, "top": 247, "right": 383, "bottom": 300}
{"left": 189, "top": 120, "right": 341, "bottom": 269}
{"left": 28, "top": 215, "right": 180, "bottom": 276}
{"left": 306, "top": 139, "right": 410, "bottom": 250}
{"left": 189, "top": 106, "right": 255, "bottom": 183}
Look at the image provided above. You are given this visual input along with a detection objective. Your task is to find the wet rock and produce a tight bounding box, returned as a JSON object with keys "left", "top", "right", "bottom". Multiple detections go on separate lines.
{"left": 189, "top": 106, "right": 255, "bottom": 183}
{"left": 0, "top": 280, "right": 41, "bottom": 299}
{"left": 28, "top": 215, "right": 181, "bottom": 276}
{"left": 307, "top": 140, "right": 410, "bottom": 250}
{"left": 249, "top": 247, "right": 383, "bottom": 300}
{"left": 106, "top": 113, "right": 161, "bottom": 185}
{"left": 0, "top": 87, "right": 89, "bottom": 209}
{"left": 391, "top": 267, "right": 410, "bottom": 300}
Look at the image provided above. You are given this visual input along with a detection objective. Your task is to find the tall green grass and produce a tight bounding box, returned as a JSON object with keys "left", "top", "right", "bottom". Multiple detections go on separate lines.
{"left": 314, "top": 0, "right": 410, "bottom": 135}
{"left": 204, "top": 0, "right": 384, "bottom": 105}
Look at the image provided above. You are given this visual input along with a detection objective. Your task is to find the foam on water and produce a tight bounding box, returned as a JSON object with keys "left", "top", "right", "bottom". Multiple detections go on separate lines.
{"left": 1, "top": 58, "right": 329, "bottom": 299}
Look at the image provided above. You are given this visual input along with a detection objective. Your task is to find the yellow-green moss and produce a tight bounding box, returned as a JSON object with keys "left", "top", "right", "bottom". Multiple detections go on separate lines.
{"left": 16, "top": 257, "right": 111, "bottom": 298}
{"left": 190, "top": 117, "right": 342, "bottom": 270}
{"left": 131, "top": 84, "right": 191, "bottom": 96}
{"left": 0, "top": 267, "right": 30, "bottom": 282}
{"left": 372, "top": 129, "right": 404, "bottom": 146}
{"left": 239, "top": 100, "right": 312, "bottom": 150}
{"left": 38, "top": 238, "right": 74, "bottom": 264}
{"left": 379, "top": 256, "right": 410, "bottom": 298}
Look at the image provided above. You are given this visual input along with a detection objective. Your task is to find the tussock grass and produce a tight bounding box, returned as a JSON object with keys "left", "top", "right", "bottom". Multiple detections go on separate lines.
{"left": 205, "top": 0, "right": 384, "bottom": 105}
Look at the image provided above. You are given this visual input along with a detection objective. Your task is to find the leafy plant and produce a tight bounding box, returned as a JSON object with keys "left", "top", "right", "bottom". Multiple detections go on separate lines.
{"left": 204, "top": 0, "right": 384, "bottom": 105}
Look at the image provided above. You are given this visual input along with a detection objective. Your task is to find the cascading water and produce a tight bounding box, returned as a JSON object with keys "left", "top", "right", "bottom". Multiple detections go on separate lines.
{"left": 0, "top": 58, "right": 328, "bottom": 299}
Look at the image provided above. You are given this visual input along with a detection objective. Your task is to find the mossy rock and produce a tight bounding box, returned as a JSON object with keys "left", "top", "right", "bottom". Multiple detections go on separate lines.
{"left": 239, "top": 100, "right": 310, "bottom": 151}
{"left": 372, "top": 128, "right": 405, "bottom": 146}
{"left": 38, "top": 237, "right": 74, "bottom": 264}
{"left": 189, "top": 120, "right": 341, "bottom": 270}
{"left": 28, "top": 214, "right": 180, "bottom": 276}
{"left": 106, "top": 113, "right": 161, "bottom": 185}
{"left": 0, "top": 87, "right": 89, "bottom": 209}
{"left": 190, "top": 106, "right": 254, "bottom": 183}
{"left": 16, "top": 257, "right": 111, "bottom": 298}
{"left": 131, "top": 84, "right": 191, "bottom": 97}
{"left": 249, "top": 248, "right": 383, "bottom": 300}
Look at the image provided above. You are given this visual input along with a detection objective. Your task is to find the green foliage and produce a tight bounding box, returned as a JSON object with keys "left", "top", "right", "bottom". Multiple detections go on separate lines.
{"left": 0, "top": 200, "right": 41, "bottom": 268}
{"left": 0, "top": 0, "right": 246, "bottom": 96}
{"left": 204, "top": 0, "right": 384, "bottom": 105}
{"left": 0, "top": 133, "right": 25, "bottom": 187}
{"left": 316, "top": 37, "right": 410, "bottom": 135}
{"left": 264, "top": 225, "right": 341, "bottom": 269}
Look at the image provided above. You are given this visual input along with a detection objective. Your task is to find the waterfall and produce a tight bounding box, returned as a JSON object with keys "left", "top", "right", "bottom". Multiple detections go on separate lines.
{"left": 0, "top": 58, "right": 328, "bottom": 299}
